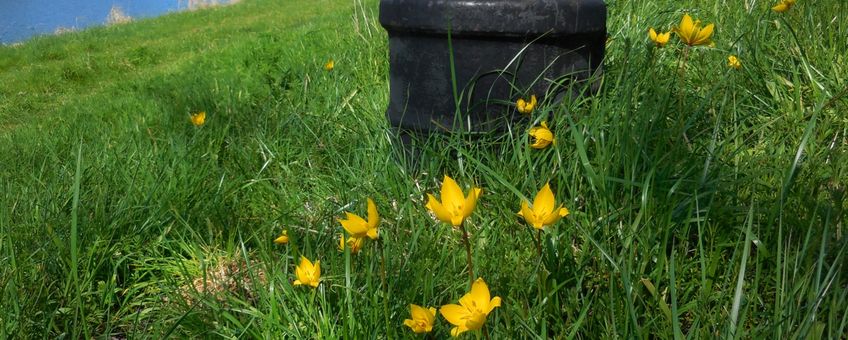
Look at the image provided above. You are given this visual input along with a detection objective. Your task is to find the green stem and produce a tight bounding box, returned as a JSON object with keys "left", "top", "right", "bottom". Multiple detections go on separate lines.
{"left": 677, "top": 46, "right": 692, "bottom": 146}
{"left": 344, "top": 236, "right": 354, "bottom": 337}
{"left": 536, "top": 231, "right": 547, "bottom": 337}
{"left": 535, "top": 229, "right": 543, "bottom": 257}
{"left": 460, "top": 223, "right": 475, "bottom": 286}
{"left": 379, "top": 239, "right": 390, "bottom": 337}
{"left": 677, "top": 46, "right": 691, "bottom": 78}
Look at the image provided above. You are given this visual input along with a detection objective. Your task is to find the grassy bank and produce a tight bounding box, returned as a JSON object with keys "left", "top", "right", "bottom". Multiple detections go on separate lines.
{"left": 1, "top": 0, "right": 846, "bottom": 338}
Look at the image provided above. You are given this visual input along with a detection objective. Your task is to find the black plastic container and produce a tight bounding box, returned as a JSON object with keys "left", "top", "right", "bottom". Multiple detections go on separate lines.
{"left": 380, "top": 0, "right": 606, "bottom": 136}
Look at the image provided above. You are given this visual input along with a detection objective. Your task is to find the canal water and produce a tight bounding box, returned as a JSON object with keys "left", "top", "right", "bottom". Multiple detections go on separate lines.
{"left": 0, "top": 1, "right": 197, "bottom": 44}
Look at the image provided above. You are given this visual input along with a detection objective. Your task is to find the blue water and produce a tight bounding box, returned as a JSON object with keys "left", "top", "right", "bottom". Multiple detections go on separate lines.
{"left": 0, "top": 1, "right": 185, "bottom": 44}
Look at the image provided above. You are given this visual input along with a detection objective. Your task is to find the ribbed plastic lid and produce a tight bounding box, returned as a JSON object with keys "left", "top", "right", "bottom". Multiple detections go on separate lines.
{"left": 379, "top": 0, "right": 606, "bottom": 37}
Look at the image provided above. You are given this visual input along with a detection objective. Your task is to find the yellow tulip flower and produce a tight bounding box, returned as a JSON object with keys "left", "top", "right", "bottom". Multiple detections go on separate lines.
{"left": 529, "top": 121, "right": 555, "bottom": 149}
{"left": 516, "top": 94, "right": 537, "bottom": 114}
{"left": 425, "top": 175, "right": 482, "bottom": 227}
{"left": 440, "top": 278, "right": 502, "bottom": 337}
{"left": 324, "top": 59, "right": 334, "bottom": 71}
{"left": 648, "top": 28, "right": 671, "bottom": 47}
{"left": 273, "top": 230, "right": 289, "bottom": 245}
{"left": 190, "top": 111, "right": 206, "bottom": 126}
{"left": 338, "top": 234, "right": 364, "bottom": 254}
{"left": 518, "top": 183, "right": 570, "bottom": 230}
{"left": 293, "top": 256, "right": 320, "bottom": 288}
{"left": 727, "top": 55, "right": 742, "bottom": 69}
{"left": 772, "top": 0, "right": 796, "bottom": 12}
{"left": 674, "top": 13, "right": 714, "bottom": 46}
{"left": 403, "top": 304, "right": 436, "bottom": 333}
{"left": 338, "top": 198, "right": 380, "bottom": 240}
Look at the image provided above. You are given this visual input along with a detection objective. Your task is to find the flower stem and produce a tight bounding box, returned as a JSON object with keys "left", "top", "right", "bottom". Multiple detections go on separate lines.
{"left": 460, "top": 223, "right": 475, "bottom": 286}
{"left": 535, "top": 229, "right": 543, "bottom": 257}
{"left": 379, "top": 239, "right": 390, "bottom": 337}
{"left": 676, "top": 46, "right": 692, "bottom": 147}
{"left": 677, "top": 46, "right": 690, "bottom": 77}
{"left": 344, "top": 237, "right": 354, "bottom": 335}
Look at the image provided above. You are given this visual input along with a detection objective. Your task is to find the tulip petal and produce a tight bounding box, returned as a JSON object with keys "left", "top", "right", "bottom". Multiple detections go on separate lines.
{"left": 367, "top": 198, "right": 380, "bottom": 229}
{"left": 529, "top": 124, "right": 554, "bottom": 149}
{"left": 451, "top": 325, "right": 469, "bottom": 337}
{"left": 441, "top": 175, "right": 464, "bottom": 211}
{"left": 367, "top": 228, "right": 378, "bottom": 240}
{"left": 530, "top": 138, "right": 549, "bottom": 149}
{"left": 339, "top": 212, "right": 369, "bottom": 237}
{"left": 517, "top": 98, "right": 527, "bottom": 113}
{"left": 533, "top": 183, "right": 556, "bottom": 217}
{"left": 450, "top": 215, "right": 464, "bottom": 227}
{"left": 677, "top": 14, "right": 696, "bottom": 44}
{"left": 352, "top": 237, "right": 364, "bottom": 253}
{"left": 519, "top": 200, "right": 536, "bottom": 225}
{"left": 410, "top": 304, "right": 428, "bottom": 320}
{"left": 772, "top": 3, "right": 789, "bottom": 12}
{"left": 440, "top": 304, "right": 470, "bottom": 326}
{"left": 426, "top": 194, "right": 453, "bottom": 224}
{"left": 649, "top": 27, "right": 658, "bottom": 41}
{"left": 529, "top": 126, "right": 541, "bottom": 137}
{"left": 458, "top": 292, "right": 475, "bottom": 311}
{"left": 470, "top": 278, "right": 491, "bottom": 308}
{"left": 409, "top": 304, "right": 426, "bottom": 319}
{"left": 347, "top": 212, "right": 368, "bottom": 226}
{"left": 463, "top": 312, "right": 486, "bottom": 331}
{"left": 294, "top": 265, "right": 304, "bottom": 280}
{"left": 680, "top": 14, "right": 694, "bottom": 34}
{"left": 541, "top": 207, "right": 564, "bottom": 226}
{"left": 294, "top": 256, "right": 320, "bottom": 287}
{"left": 694, "top": 23, "right": 714, "bottom": 45}
{"left": 462, "top": 187, "right": 482, "bottom": 218}
{"left": 403, "top": 319, "right": 416, "bottom": 329}
{"left": 541, "top": 206, "right": 569, "bottom": 227}
{"left": 487, "top": 296, "right": 502, "bottom": 314}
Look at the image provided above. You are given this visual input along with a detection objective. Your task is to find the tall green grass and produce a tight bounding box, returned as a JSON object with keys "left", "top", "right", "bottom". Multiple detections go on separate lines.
{"left": 1, "top": 0, "right": 846, "bottom": 338}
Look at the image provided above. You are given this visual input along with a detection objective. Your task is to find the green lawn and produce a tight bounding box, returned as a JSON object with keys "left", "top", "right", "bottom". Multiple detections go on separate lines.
{"left": 1, "top": 0, "right": 846, "bottom": 338}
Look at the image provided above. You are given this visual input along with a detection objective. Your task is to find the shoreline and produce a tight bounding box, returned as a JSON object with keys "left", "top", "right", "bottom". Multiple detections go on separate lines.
{"left": 0, "top": 0, "right": 240, "bottom": 46}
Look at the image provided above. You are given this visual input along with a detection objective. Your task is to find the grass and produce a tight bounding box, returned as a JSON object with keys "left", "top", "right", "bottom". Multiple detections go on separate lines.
{"left": 1, "top": 0, "right": 846, "bottom": 338}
